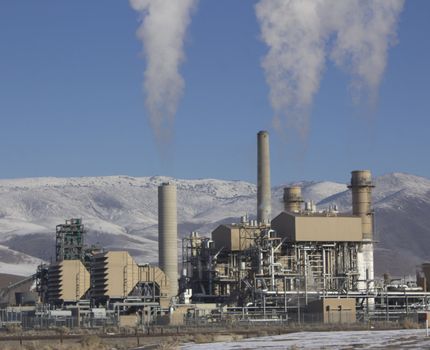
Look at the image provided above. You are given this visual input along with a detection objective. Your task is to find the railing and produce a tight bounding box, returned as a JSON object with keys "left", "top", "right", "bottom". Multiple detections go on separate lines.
{"left": 0, "top": 307, "right": 424, "bottom": 331}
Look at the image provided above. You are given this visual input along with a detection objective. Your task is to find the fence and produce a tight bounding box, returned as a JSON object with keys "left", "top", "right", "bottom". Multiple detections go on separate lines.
{"left": 0, "top": 308, "right": 423, "bottom": 331}
{"left": 0, "top": 309, "right": 118, "bottom": 330}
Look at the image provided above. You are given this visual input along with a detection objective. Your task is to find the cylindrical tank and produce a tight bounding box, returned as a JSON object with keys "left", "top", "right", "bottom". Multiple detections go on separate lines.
{"left": 257, "top": 131, "right": 271, "bottom": 225}
{"left": 348, "top": 170, "right": 374, "bottom": 240}
{"left": 283, "top": 186, "right": 303, "bottom": 213}
{"left": 158, "top": 183, "right": 178, "bottom": 299}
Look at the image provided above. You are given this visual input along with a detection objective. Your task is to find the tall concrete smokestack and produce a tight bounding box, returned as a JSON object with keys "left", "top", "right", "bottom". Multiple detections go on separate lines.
{"left": 257, "top": 130, "right": 271, "bottom": 225}
{"left": 348, "top": 170, "right": 374, "bottom": 298}
{"left": 283, "top": 186, "right": 303, "bottom": 213}
{"left": 158, "top": 183, "right": 178, "bottom": 299}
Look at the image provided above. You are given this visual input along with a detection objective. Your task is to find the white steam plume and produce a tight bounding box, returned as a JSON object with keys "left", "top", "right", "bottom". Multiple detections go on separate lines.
{"left": 130, "top": 0, "right": 198, "bottom": 142}
{"left": 255, "top": 0, "right": 404, "bottom": 136}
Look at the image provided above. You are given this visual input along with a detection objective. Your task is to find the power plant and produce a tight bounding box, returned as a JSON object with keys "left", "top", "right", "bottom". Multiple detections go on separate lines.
{"left": 0, "top": 131, "right": 429, "bottom": 329}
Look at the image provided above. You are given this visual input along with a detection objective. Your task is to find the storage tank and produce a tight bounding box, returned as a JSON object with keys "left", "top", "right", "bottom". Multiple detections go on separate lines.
{"left": 158, "top": 183, "right": 179, "bottom": 299}
{"left": 257, "top": 131, "right": 271, "bottom": 225}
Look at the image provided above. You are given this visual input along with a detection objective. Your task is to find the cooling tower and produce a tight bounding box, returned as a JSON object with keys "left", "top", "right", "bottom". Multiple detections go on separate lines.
{"left": 158, "top": 183, "right": 179, "bottom": 299}
{"left": 283, "top": 186, "right": 303, "bottom": 213}
{"left": 257, "top": 131, "right": 271, "bottom": 225}
{"left": 348, "top": 170, "right": 374, "bottom": 295}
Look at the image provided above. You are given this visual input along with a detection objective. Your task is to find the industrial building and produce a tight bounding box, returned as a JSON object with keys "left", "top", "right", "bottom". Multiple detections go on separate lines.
{"left": 178, "top": 131, "right": 429, "bottom": 322}
{"left": 47, "top": 259, "right": 90, "bottom": 304}
{"left": 1, "top": 130, "right": 429, "bottom": 328}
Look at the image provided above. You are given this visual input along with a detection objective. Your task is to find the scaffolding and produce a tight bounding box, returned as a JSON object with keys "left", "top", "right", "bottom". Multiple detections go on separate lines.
{"left": 55, "top": 218, "right": 85, "bottom": 262}
{"left": 181, "top": 226, "right": 368, "bottom": 317}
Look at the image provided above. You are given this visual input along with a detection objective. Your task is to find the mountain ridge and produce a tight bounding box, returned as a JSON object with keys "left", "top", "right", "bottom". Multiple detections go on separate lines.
{"left": 0, "top": 172, "right": 428, "bottom": 276}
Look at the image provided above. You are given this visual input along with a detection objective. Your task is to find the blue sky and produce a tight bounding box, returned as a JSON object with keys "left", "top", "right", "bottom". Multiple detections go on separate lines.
{"left": 0, "top": 1, "right": 429, "bottom": 185}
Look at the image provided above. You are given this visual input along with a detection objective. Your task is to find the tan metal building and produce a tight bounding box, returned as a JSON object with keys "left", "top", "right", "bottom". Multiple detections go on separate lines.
{"left": 91, "top": 251, "right": 139, "bottom": 300}
{"left": 91, "top": 251, "right": 171, "bottom": 304}
{"left": 271, "top": 212, "right": 363, "bottom": 242}
{"left": 138, "top": 265, "right": 170, "bottom": 306}
{"left": 47, "top": 260, "right": 90, "bottom": 303}
{"left": 212, "top": 223, "right": 263, "bottom": 251}
{"left": 307, "top": 298, "right": 356, "bottom": 323}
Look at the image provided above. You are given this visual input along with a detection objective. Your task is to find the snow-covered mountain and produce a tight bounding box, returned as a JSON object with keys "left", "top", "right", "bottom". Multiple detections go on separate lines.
{"left": 0, "top": 173, "right": 428, "bottom": 276}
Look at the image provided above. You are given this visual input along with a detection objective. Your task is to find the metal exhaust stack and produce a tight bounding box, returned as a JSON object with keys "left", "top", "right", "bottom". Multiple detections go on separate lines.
{"left": 348, "top": 170, "right": 375, "bottom": 295}
{"left": 349, "top": 170, "right": 374, "bottom": 240}
{"left": 283, "top": 186, "right": 303, "bottom": 213}
{"left": 158, "top": 182, "right": 178, "bottom": 299}
{"left": 257, "top": 130, "right": 271, "bottom": 225}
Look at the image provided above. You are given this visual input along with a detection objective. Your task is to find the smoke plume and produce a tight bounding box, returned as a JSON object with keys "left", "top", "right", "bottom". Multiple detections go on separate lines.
{"left": 130, "top": 0, "right": 198, "bottom": 142}
{"left": 255, "top": 0, "right": 404, "bottom": 136}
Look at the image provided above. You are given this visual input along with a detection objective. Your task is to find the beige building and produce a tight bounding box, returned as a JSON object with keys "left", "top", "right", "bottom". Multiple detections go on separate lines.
{"left": 307, "top": 298, "right": 356, "bottom": 324}
{"left": 138, "top": 265, "right": 170, "bottom": 298}
{"left": 92, "top": 251, "right": 139, "bottom": 300}
{"left": 212, "top": 224, "right": 263, "bottom": 251}
{"left": 92, "top": 251, "right": 171, "bottom": 304}
{"left": 48, "top": 260, "right": 90, "bottom": 303}
{"left": 271, "top": 212, "right": 363, "bottom": 242}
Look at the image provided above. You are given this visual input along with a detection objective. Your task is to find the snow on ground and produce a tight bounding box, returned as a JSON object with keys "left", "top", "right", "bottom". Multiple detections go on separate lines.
{"left": 181, "top": 329, "right": 430, "bottom": 349}
{"left": 0, "top": 262, "right": 39, "bottom": 277}
{"left": 0, "top": 173, "right": 429, "bottom": 275}
{"left": 0, "top": 245, "right": 43, "bottom": 276}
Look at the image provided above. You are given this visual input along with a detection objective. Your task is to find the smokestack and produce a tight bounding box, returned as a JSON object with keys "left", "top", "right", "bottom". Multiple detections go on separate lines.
{"left": 348, "top": 170, "right": 374, "bottom": 240}
{"left": 158, "top": 183, "right": 179, "bottom": 299}
{"left": 348, "top": 170, "right": 375, "bottom": 297}
{"left": 283, "top": 186, "right": 303, "bottom": 213}
{"left": 257, "top": 131, "right": 271, "bottom": 225}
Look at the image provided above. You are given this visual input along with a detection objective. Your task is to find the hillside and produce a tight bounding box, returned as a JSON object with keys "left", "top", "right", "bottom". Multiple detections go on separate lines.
{"left": 0, "top": 173, "right": 428, "bottom": 276}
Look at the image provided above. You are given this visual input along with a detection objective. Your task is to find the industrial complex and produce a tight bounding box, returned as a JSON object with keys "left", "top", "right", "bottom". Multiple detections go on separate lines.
{"left": 1, "top": 131, "right": 430, "bottom": 328}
